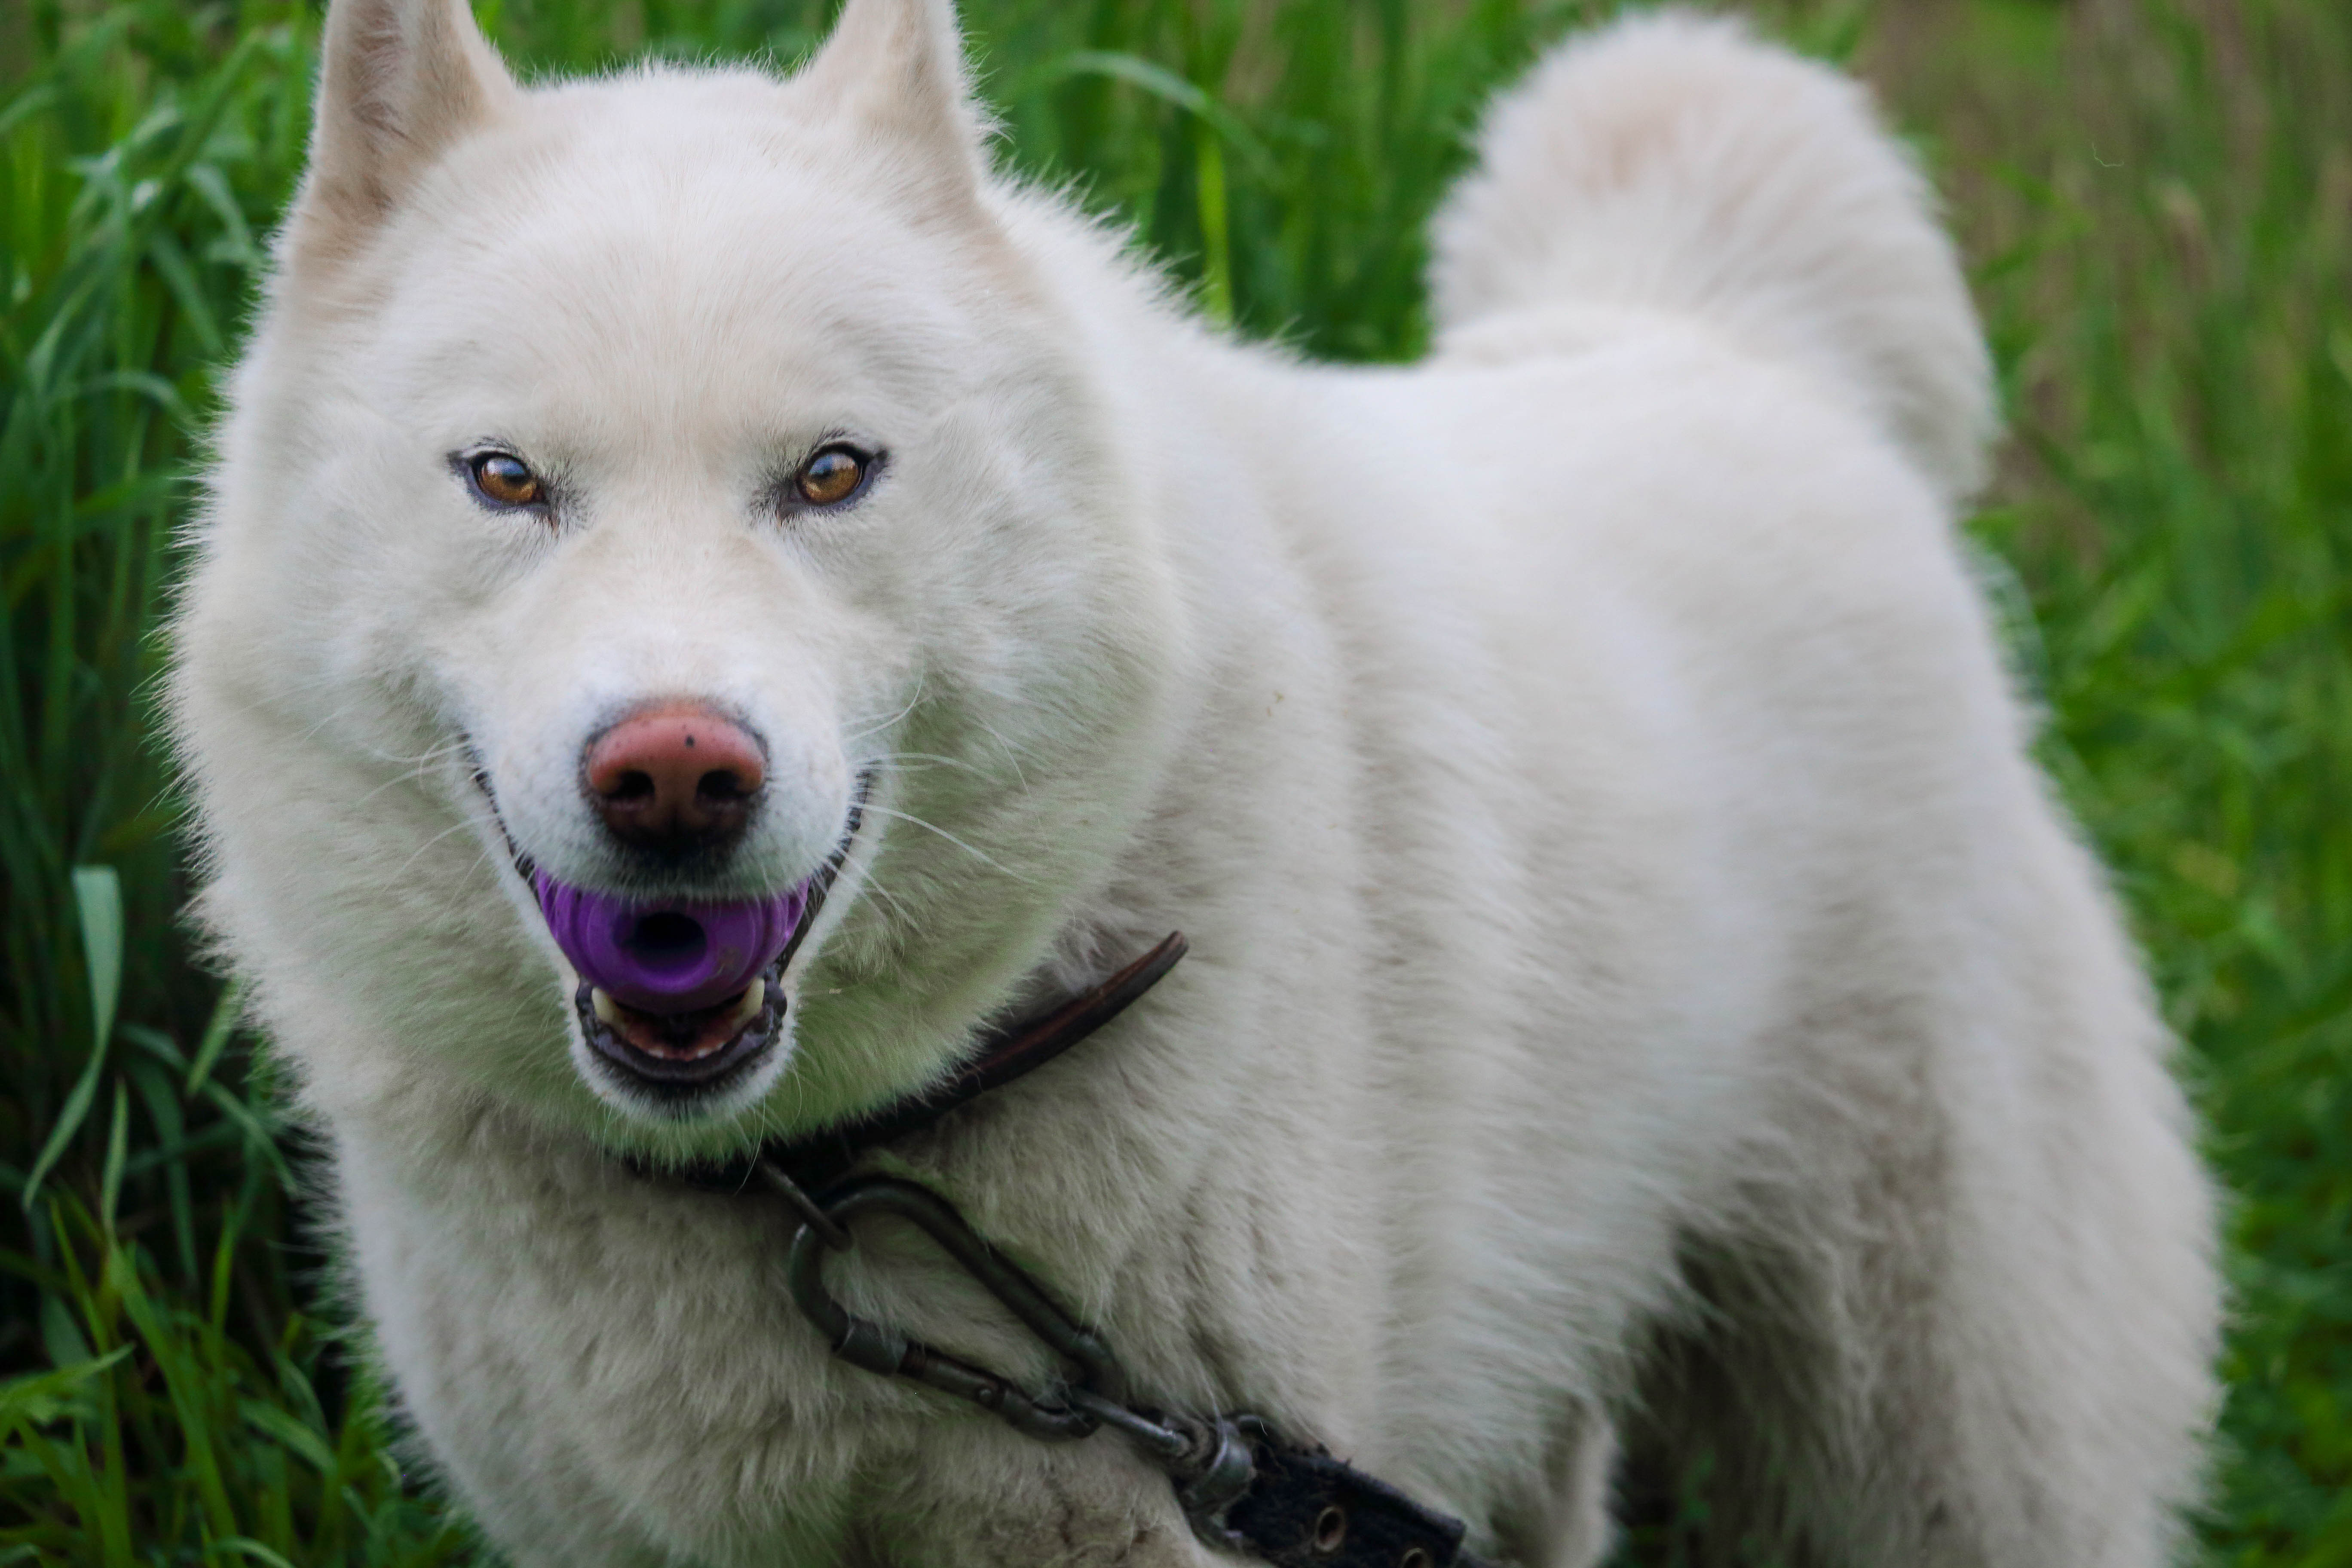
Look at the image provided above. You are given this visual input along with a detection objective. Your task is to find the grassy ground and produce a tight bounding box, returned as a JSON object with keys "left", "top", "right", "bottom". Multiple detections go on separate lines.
{"left": 3, "top": 0, "right": 2346, "bottom": 1562}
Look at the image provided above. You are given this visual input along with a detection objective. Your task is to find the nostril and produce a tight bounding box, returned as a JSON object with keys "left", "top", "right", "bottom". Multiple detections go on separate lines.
{"left": 698, "top": 769, "right": 750, "bottom": 802}
{"left": 605, "top": 769, "right": 656, "bottom": 803}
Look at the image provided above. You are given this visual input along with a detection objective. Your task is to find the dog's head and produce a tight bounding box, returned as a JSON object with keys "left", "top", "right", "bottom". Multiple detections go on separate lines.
{"left": 173, "top": 0, "right": 1182, "bottom": 1149}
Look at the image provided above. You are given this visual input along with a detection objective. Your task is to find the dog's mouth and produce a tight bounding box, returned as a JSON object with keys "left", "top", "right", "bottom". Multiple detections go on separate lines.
{"left": 479, "top": 768, "right": 868, "bottom": 1095}
{"left": 543, "top": 873, "right": 816, "bottom": 1089}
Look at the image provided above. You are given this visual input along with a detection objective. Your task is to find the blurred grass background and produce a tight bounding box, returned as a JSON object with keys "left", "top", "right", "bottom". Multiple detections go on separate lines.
{"left": 1, "top": 0, "right": 2346, "bottom": 1561}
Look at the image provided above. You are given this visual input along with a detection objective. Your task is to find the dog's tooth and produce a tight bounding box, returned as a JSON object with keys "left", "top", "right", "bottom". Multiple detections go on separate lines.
{"left": 591, "top": 988, "right": 623, "bottom": 1027}
{"left": 731, "top": 979, "right": 766, "bottom": 1026}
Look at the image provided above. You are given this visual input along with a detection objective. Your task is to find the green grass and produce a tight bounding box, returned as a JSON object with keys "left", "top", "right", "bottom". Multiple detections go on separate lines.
{"left": 3, "top": 0, "right": 2346, "bottom": 1562}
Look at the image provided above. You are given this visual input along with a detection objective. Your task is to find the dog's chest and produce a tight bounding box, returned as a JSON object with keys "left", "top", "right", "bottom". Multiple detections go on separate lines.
{"left": 337, "top": 1079, "right": 1390, "bottom": 1559}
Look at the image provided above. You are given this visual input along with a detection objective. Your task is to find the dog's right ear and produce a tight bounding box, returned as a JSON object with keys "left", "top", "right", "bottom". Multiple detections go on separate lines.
{"left": 285, "top": 0, "right": 517, "bottom": 275}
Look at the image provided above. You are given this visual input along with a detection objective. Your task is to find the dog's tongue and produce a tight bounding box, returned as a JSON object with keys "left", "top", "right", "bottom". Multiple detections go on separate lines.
{"left": 533, "top": 873, "right": 808, "bottom": 1014}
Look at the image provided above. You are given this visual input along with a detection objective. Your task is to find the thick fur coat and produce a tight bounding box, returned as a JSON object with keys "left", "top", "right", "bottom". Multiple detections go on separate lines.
{"left": 169, "top": 0, "right": 2219, "bottom": 1562}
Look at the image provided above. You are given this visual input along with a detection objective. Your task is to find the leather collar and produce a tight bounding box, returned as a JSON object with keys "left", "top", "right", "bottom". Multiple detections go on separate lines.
{"left": 664, "top": 931, "right": 1188, "bottom": 1194}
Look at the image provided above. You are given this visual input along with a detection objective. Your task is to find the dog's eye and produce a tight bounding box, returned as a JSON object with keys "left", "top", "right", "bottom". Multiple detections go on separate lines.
{"left": 792, "top": 445, "right": 871, "bottom": 508}
{"left": 466, "top": 452, "right": 545, "bottom": 510}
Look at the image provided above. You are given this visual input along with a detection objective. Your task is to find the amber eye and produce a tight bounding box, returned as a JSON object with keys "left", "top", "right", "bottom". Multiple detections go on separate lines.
{"left": 466, "top": 451, "right": 545, "bottom": 510}
{"left": 793, "top": 445, "right": 870, "bottom": 508}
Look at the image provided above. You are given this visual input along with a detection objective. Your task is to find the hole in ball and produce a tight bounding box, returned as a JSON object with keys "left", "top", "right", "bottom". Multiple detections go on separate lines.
{"left": 620, "top": 910, "right": 708, "bottom": 976}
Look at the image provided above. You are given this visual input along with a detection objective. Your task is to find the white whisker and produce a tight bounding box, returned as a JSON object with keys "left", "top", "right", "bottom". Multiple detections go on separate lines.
{"left": 843, "top": 673, "right": 926, "bottom": 748}
{"left": 858, "top": 803, "right": 1035, "bottom": 885}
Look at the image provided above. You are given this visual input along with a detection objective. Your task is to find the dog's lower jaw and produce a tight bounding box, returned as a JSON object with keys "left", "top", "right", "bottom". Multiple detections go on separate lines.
{"left": 574, "top": 966, "right": 790, "bottom": 1101}
{"left": 567, "top": 975, "right": 799, "bottom": 1123}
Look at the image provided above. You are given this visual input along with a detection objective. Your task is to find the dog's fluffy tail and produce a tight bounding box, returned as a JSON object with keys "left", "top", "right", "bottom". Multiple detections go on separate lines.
{"left": 1430, "top": 12, "right": 1994, "bottom": 503}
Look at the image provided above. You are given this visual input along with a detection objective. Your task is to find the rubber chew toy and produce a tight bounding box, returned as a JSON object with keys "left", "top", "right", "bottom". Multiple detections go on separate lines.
{"left": 534, "top": 873, "right": 808, "bottom": 1013}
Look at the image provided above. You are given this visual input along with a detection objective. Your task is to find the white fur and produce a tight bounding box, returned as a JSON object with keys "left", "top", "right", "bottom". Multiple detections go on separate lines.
{"left": 169, "top": 2, "right": 2216, "bottom": 1563}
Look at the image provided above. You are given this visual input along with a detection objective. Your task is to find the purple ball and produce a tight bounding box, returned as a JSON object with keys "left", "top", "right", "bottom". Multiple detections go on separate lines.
{"left": 533, "top": 873, "right": 808, "bottom": 1014}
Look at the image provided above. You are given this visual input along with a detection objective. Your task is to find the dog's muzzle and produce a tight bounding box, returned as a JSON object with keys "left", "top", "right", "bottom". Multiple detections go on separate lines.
{"left": 479, "top": 766, "right": 869, "bottom": 1097}
{"left": 539, "top": 872, "right": 812, "bottom": 1088}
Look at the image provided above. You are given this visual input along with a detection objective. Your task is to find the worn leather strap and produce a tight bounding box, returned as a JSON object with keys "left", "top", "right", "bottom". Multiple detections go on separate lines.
{"left": 668, "top": 932, "right": 1188, "bottom": 1195}
{"left": 769, "top": 930, "right": 1190, "bottom": 1188}
{"left": 1228, "top": 1441, "right": 1488, "bottom": 1568}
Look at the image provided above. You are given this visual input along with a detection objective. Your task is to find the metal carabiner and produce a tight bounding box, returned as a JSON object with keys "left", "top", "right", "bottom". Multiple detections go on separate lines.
{"left": 781, "top": 1170, "right": 1126, "bottom": 1442}
{"left": 776, "top": 1163, "right": 1271, "bottom": 1552}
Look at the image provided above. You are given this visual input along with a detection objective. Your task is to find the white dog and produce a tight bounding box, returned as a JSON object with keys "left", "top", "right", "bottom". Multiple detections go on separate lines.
{"left": 170, "top": 0, "right": 2218, "bottom": 1562}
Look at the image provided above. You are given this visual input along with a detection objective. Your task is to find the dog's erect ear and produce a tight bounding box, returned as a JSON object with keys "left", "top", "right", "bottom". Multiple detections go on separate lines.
{"left": 793, "top": 0, "right": 987, "bottom": 214}
{"left": 286, "top": 0, "right": 517, "bottom": 273}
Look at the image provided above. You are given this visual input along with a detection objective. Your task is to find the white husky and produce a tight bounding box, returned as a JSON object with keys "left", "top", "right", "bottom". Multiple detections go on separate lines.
{"left": 170, "top": 0, "right": 2217, "bottom": 1562}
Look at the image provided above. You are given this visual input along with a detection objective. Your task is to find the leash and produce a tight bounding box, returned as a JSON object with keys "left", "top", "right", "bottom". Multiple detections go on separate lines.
{"left": 669, "top": 933, "right": 1496, "bottom": 1568}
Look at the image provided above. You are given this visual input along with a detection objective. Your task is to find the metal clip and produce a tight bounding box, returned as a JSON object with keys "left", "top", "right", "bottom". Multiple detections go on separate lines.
{"left": 783, "top": 1172, "right": 1123, "bottom": 1441}
{"left": 778, "top": 1167, "right": 1271, "bottom": 1551}
{"left": 1063, "top": 1392, "right": 1266, "bottom": 1553}
{"left": 755, "top": 1158, "right": 851, "bottom": 1250}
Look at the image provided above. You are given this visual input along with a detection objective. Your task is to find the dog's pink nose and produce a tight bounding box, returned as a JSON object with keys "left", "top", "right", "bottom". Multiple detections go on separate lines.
{"left": 584, "top": 704, "right": 765, "bottom": 851}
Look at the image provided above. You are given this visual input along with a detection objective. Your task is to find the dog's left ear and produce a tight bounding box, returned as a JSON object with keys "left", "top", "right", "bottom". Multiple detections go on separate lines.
{"left": 793, "top": 0, "right": 988, "bottom": 216}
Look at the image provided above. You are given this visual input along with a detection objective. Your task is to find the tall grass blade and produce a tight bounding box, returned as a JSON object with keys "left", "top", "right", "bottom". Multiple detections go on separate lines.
{"left": 73, "top": 865, "right": 122, "bottom": 1050}
{"left": 184, "top": 979, "right": 242, "bottom": 1099}
{"left": 22, "top": 867, "right": 124, "bottom": 1211}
